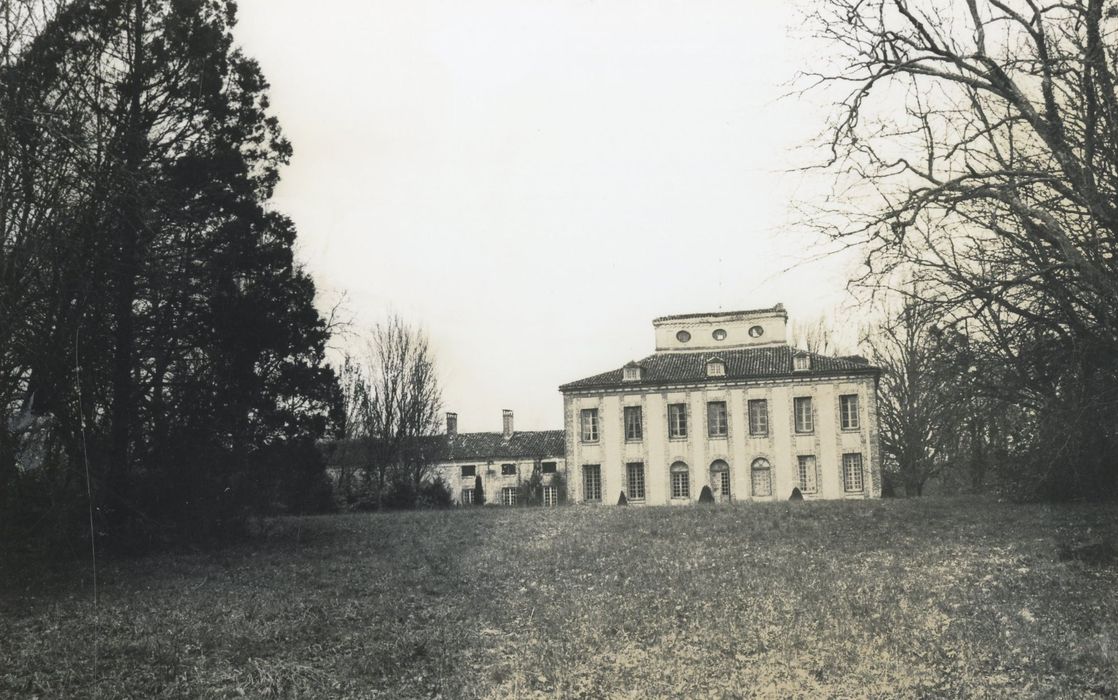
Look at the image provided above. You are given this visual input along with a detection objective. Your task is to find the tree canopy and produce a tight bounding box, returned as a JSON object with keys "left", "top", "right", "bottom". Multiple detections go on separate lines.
{"left": 808, "top": 0, "right": 1118, "bottom": 499}
{"left": 1, "top": 0, "right": 339, "bottom": 548}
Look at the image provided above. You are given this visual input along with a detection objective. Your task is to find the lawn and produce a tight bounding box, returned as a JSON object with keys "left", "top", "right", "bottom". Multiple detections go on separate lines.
{"left": 2, "top": 498, "right": 1117, "bottom": 698}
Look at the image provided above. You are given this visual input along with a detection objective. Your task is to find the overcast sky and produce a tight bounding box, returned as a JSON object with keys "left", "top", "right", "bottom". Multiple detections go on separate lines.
{"left": 233, "top": 1, "right": 861, "bottom": 432}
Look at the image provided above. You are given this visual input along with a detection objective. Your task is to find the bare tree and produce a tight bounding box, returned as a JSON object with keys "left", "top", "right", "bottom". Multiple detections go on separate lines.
{"left": 804, "top": 0, "right": 1118, "bottom": 498}
{"left": 344, "top": 316, "right": 443, "bottom": 508}
{"left": 864, "top": 300, "right": 958, "bottom": 495}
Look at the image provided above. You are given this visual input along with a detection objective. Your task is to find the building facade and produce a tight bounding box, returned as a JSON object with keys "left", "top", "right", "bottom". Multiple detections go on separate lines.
{"left": 431, "top": 410, "right": 566, "bottom": 506}
{"left": 559, "top": 305, "right": 882, "bottom": 505}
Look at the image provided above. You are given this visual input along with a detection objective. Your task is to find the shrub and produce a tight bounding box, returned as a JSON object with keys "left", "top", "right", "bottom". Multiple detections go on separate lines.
{"left": 417, "top": 479, "right": 453, "bottom": 509}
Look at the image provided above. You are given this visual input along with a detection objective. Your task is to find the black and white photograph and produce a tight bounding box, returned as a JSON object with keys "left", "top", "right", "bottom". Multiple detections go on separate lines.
{"left": 2, "top": 0, "right": 1117, "bottom": 697}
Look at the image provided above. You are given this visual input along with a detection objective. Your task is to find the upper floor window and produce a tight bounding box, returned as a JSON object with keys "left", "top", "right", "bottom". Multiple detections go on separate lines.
{"left": 461, "top": 464, "right": 476, "bottom": 478}
{"left": 712, "top": 328, "right": 727, "bottom": 341}
{"left": 840, "top": 394, "right": 860, "bottom": 430}
{"left": 843, "top": 453, "right": 865, "bottom": 492}
{"left": 748, "top": 399, "right": 769, "bottom": 436}
{"left": 501, "top": 463, "right": 516, "bottom": 476}
{"left": 580, "top": 408, "right": 599, "bottom": 442}
{"left": 624, "top": 405, "right": 643, "bottom": 441}
{"left": 793, "top": 353, "right": 811, "bottom": 371}
{"left": 707, "top": 401, "right": 728, "bottom": 437}
{"left": 668, "top": 403, "right": 688, "bottom": 439}
{"left": 541, "top": 461, "right": 557, "bottom": 474}
{"left": 794, "top": 396, "right": 814, "bottom": 433}
{"left": 706, "top": 358, "right": 726, "bottom": 377}
{"left": 676, "top": 330, "right": 691, "bottom": 343}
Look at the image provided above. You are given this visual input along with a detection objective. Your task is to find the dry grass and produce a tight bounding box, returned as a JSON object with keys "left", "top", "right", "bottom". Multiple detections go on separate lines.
{"left": 2, "top": 497, "right": 1117, "bottom": 698}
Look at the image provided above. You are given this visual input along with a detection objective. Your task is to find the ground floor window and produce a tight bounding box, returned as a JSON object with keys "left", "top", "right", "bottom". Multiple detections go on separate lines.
{"left": 751, "top": 458, "right": 772, "bottom": 497}
{"left": 542, "top": 485, "right": 558, "bottom": 506}
{"left": 797, "top": 455, "right": 818, "bottom": 493}
{"left": 710, "top": 460, "right": 730, "bottom": 498}
{"left": 670, "top": 462, "right": 690, "bottom": 499}
{"left": 583, "top": 464, "right": 602, "bottom": 502}
{"left": 627, "top": 462, "right": 646, "bottom": 500}
{"left": 501, "top": 486, "right": 517, "bottom": 506}
{"left": 461, "top": 488, "right": 474, "bottom": 505}
{"left": 843, "top": 453, "right": 864, "bottom": 492}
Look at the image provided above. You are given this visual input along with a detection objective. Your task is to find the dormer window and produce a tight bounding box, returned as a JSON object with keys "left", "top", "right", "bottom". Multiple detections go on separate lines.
{"left": 622, "top": 362, "right": 643, "bottom": 382}
{"left": 793, "top": 353, "right": 811, "bottom": 371}
{"left": 706, "top": 358, "right": 726, "bottom": 377}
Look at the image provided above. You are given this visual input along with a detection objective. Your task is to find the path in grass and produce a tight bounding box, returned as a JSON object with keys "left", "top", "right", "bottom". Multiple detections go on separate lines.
{"left": 2, "top": 498, "right": 1117, "bottom": 698}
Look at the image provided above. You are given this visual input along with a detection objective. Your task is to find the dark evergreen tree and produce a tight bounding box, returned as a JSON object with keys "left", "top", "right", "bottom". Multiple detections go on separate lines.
{"left": 1, "top": 0, "right": 338, "bottom": 547}
{"left": 474, "top": 474, "right": 485, "bottom": 506}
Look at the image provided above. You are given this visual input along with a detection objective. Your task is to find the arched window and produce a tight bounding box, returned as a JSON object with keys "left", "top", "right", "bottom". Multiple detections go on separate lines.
{"left": 710, "top": 459, "right": 731, "bottom": 498}
{"left": 751, "top": 458, "right": 772, "bottom": 497}
{"left": 669, "top": 461, "right": 690, "bottom": 500}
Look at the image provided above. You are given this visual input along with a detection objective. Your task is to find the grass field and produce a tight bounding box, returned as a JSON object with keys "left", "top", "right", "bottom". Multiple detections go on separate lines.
{"left": 2, "top": 498, "right": 1117, "bottom": 699}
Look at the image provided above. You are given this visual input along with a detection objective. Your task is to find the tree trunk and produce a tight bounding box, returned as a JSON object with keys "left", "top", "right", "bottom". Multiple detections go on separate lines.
{"left": 107, "top": 0, "right": 145, "bottom": 519}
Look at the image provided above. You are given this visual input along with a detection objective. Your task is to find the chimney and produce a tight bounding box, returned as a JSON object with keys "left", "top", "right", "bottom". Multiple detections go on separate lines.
{"left": 502, "top": 409, "right": 514, "bottom": 439}
{"left": 446, "top": 412, "right": 457, "bottom": 436}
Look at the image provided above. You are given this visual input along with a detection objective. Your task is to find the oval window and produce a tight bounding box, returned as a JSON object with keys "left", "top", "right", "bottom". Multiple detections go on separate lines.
{"left": 676, "top": 330, "right": 691, "bottom": 343}
{"left": 748, "top": 325, "right": 764, "bottom": 338}
{"left": 712, "top": 329, "right": 727, "bottom": 341}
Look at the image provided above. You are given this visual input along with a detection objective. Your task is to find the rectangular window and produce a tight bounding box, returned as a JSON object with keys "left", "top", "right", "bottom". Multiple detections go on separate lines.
{"left": 501, "top": 463, "right": 516, "bottom": 476}
{"left": 542, "top": 485, "right": 558, "bottom": 506}
{"left": 670, "top": 469, "right": 690, "bottom": 499}
{"left": 461, "top": 464, "right": 476, "bottom": 478}
{"left": 580, "top": 408, "right": 599, "bottom": 442}
{"left": 541, "top": 461, "right": 557, "bottom": 474}
{"left": 840, "top": 394, "right": 860, "bottom": 430}
{"left": 461, "top": 488, "right": 474, "bottom": 505}
{"left": 501, "top": 486, "right": 518, "bottom": 506}
{"left": 794, "top": 396, "right": 814, "bottom": 433}
{"left": 626, "top": 462, "right": 646, "bottom": 500}
{"left": 668, "top": 403, "right": 688, "bottom": 438}
{"left": 624, "top": 405, "right": 643, "bottom": 441}
{"left": 748, "top": 399, "right": 769, "bottom": 436}
{"left": 843, "top": 453, "right": 864, "bottom": 492}
{"left": 797, "top": 455, "right": 818, "bottom": 493}
{"left": 707, "top": 401, "right": 728, "bottom": 437}
{"left": 583, "top": 464, "right": 602, "bottom": 502}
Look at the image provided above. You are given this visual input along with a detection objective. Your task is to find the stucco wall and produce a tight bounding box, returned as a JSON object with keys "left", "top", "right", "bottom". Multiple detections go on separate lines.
{"left": 562, "top": 374, "right": 881, "bottom": 505}
{"left": 433, "top": 457, "right": 568, "bottom": 505}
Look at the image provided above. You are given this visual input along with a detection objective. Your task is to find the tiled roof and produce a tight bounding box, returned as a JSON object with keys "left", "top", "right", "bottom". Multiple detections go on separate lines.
{"left": 559, "top": 346, "right": 878, "bottom": 392}
{"left": 322, "top": 430, "right": 565, "bottom": 468}
{"left": 442, "top": 430, "right": 565, "bottom": 461}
